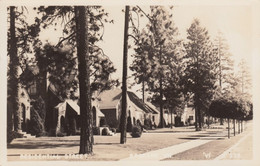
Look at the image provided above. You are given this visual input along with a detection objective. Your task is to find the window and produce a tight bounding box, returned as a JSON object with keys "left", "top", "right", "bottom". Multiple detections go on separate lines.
{"left": 28, "top": 81, "right": 37, "bottom": 95}
{"left": 189, "top": 116, "right": 193, "bottom": 120}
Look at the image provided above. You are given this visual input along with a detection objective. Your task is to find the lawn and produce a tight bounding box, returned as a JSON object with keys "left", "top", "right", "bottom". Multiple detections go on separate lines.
{"left": 164, "top": 122, "right": 253, "bottom": 160}
{"left": 7, "top": 125, "right": 243, "bottom": 161}
{"left": 7, "top": 131, "right": 192, "bottom": 161}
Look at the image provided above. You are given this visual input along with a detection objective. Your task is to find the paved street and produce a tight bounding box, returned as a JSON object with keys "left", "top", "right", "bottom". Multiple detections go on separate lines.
{"left": 7, "top": 121, "right": 253, "bottom": 161}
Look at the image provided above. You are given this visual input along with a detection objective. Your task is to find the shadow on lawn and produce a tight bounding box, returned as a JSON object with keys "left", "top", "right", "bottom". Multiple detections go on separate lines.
{"left": 94, "top": 142, "right": 120, "bottom": 145}
{"left": 147, "top": 130, "right": 197, "bottom": 133}
{"left": 178, "top": 137, "right": 199, "bottom": 140}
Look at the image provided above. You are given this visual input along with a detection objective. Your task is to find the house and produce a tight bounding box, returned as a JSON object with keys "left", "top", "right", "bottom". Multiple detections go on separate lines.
{"left": 97, "top": 88, "right": 158, "bottom": 129}
{"left": 54, "top": 99, "right": 104, "bottom": 135}
{"left": 7, "top": 84, "right": 31, "bottom": 133}
{"left": 20, "top": 64, "right": 110, "bottom": 135}
{"left": 145, "top": 102, "right": 160, "bottom": 126}
{"left": 19, "top": 65, "right": 78, "bottom": 135}
{"left": 183, "top": 104, "right": 195, "bottom": 125}
{"left": 150, "top": 104, "right": 174, "bottom": 127}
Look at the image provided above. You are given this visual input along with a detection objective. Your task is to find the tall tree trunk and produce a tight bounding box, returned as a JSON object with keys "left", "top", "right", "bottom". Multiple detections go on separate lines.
{"left": 198, "top": 105, "right": 202, "bottom": 129}
{"left": 9, "top": 6, "right": 20, "bottom": 132}
{"left": 120, "top": 6, "right": 129, "bottom": 144}
{"left": 207, "top": 115, "right": 210, "bottom": 129}
{"left": 233, "top": 119, "right": 235, "bottom": 136}
{"left": 170, "top": 107, "right": 173, "bottom": 129}
{"left": 142, "top": 80, "right": 145, "bottom": 103}
{"left": 220, "top": 118, "right": 224, "bottom": 125}
{"left": 195, "top": 105, "right": 198, "bottom": 130}
{"left": 238, "top": 120, "right": 240, "bottom": 134}
{"left": 75, "top": 6, "right": 93, "bottom": 154}
{"left": 228, "top": 118, "right": 230, "bottom": 139}
{"left": 241, "top": 120, "right": 243, "bottom": 132}
{"left": 159, "top": 44, "right": 164, "bottom": 128}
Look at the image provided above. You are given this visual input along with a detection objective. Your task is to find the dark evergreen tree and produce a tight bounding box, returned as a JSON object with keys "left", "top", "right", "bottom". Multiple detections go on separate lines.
{"left": 74, "top": 6, "right": 93, "bottom": 154}
{"left": 183, "top": 19, "right": 219, "bottom": 130}
{"left": 130, "top": 6, "right": 182, "bottom": 128}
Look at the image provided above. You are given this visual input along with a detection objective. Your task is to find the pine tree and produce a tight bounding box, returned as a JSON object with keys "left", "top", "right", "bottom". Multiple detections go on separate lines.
{"left": 214, "top": 31, "right": 235, "bottom": 96}
{"left": 183, "top": 19, "right": 218, "bottom": 130}
{"left": 237, "top": 59, "right": 252, "bottom": 100}
{"left": 75, "top": 6, "right": 93, "bottom": 154}
{"left": 7, "top": 6, "right": 42, "bottom": 142}
{"left": 8, "top": 6, "right": 20, "bottom": 133}
{"left": 130, "top": 6, "right": 180, "bottom": 128}
{"left": 34, "top": 6, "right": 118, "bottom": 94}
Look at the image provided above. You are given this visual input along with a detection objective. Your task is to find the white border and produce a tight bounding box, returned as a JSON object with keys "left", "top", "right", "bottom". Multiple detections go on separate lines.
{"left": 1, "top": 0, "right": 260, "bottom": 166}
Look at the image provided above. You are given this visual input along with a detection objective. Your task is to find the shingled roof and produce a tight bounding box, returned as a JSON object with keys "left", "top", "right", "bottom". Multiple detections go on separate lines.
{"left": 98, "top": 88, "right": 158, "bottom": 114}
{"left": 127, "top": 91, "right": 158, "bottom": 114}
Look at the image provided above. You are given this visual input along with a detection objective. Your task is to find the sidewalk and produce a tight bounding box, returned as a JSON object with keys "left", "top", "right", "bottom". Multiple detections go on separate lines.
{"left": 214, "top": 121, "right": 253, "bottom": 160}
{"left": 120, "top": 130, "right": 226, "bottom": 161}
{"left": 120, "top": 139, "right": 212, "bottom": 161}
{"left": 121, "top": 121, "right": 252, "bottom": 161}
{"left": 214, "top": 132, "right": 252, "bottom": 160}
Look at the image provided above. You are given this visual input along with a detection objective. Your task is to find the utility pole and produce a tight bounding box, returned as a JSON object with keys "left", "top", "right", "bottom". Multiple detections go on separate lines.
{"left": 120, "top": 6, "right": 130, "bottom": 144}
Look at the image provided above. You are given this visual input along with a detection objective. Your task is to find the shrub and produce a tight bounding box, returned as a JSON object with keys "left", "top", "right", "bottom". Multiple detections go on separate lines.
{"left": 28, "top": 98, "right": 46, "bottom": 136}
{"left": 100, "top": 118, "right": 107, "bottom": 127}
{"left": 131, "top": 125, "right": 142, "bottom": 138}
{"left": 144, "top": 118, "right": 152, "bottom": 130}
{"left": 143, "top": 125, "right": 150, "bottom": 130}
{"left": 7, "top": 131, "right": 24, "bottom": 143}
{"left": 101, "top": 128, "right": 109, "bottom": 136}
{"left": 36, "top": 131, "right": 48, "bottom": 137}
{"left": 56, "top": 132, "right": 65, "bottom": 137}
{"left": 127, "top": 116, "right": 132, "bottom": 132}
{"left": 110, "top": 128, "right": 116, "bottom": 133}
{"left": 7, "top": 130, "right": 14, "bottom": 144}
{"left": 93, "top": 126, "right": 100, "bottom": 135}
{"left": 75, "top": 130, "right": 81, "bottom": 135}
{"left": 110, "top": 120, "right": 119, "bottom": 129}
{"left": 116, "top": 128, "right": 121, "bottom": 133}
{"left": 153, "top": 122, "right": 157, "bottom": 128}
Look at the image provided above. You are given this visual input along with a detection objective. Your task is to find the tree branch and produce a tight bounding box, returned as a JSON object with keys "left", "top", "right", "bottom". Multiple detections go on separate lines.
{"left": 136, "top": 6, "right": 153, "bottom": 22}
{"left": 56, "top": 32, "right": 76, "bottom": 47}
{"left": 128, "top": 34, "right": 139, "bottom": 43}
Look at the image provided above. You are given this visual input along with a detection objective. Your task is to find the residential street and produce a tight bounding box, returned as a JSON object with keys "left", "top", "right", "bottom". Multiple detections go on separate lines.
{"left": 7, "top": 121, "right": 253, "bottom": 161}
{"left": 3, "top": 3, "right": 256, "bottom": 166}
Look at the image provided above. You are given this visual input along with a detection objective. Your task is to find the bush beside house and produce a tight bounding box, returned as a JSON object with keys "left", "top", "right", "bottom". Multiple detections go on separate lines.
{"left": 131, "top": 125, "right": 142, "bottom": 138}
{"left": 28, "top": 97, "right": 47, "bottom": 137}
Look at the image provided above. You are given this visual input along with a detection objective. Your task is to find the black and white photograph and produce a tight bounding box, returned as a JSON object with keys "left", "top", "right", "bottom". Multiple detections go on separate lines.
{"left": 0, "top": 0, "right": 259, "bottom": 165}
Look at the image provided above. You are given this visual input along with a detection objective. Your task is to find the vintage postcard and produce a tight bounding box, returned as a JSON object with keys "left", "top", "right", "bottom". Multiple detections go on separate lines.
{"left": 1, "top": 0, "right": 259, "bottom": 166}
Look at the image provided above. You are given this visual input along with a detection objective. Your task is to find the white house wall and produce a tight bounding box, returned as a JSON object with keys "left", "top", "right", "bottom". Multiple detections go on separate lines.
{"left": 55, "top": 102, "right": 67, "bottom": 133}
{"left": 184, "top": 106, "right": 195, "bottom": 125}
{"left": 117, "top": 95, "right": 146, "bottom": 125}
{"left": 17, "top": 87, "right": 31, "bottom": 133}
